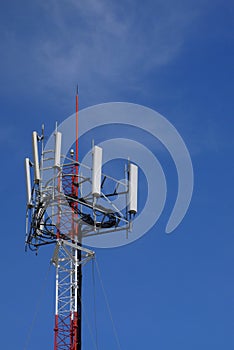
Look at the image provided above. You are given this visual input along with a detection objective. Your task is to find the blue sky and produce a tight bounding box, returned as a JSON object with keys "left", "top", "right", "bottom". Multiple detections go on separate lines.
{"left": 1, "top": 0, "right": 234, "bottom": 349}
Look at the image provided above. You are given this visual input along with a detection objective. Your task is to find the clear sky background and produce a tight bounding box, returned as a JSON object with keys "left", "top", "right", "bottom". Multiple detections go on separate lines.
{"left": 0, "top": 0, "right": 234, "bottom": 349}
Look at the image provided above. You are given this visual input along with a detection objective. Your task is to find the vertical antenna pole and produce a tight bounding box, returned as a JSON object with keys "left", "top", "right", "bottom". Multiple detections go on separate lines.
{"left": 76, "top": 85, "right": 79, "bottom": 170}
{"left": 75, "top": 85, "right": 82, "bottom": 350}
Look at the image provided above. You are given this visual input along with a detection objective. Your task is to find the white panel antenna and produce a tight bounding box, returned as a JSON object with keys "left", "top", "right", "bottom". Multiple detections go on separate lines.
{"left": 92, "top": 145, "right": 103, "bottom": 197}
{"left": 54, "top": 131, "right": 62, "bottom": 168}
{"left": 25, "top": 157, "right": 32, "bottom": 208}
{"left": 128, "top": 163, "right": 138, "bottom": 214}
{"left": 32, "top": 131, "right": 40, "bottom": 183}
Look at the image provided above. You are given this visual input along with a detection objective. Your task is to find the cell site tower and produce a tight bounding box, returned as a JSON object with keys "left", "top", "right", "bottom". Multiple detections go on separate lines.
{"left": 25, "top": 92, "right": 138, "bottom": 350}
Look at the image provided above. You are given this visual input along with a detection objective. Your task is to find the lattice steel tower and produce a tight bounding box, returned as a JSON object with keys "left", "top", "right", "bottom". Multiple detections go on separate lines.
{"left": 25, "top": 92, "right": 138, "bottom": 350}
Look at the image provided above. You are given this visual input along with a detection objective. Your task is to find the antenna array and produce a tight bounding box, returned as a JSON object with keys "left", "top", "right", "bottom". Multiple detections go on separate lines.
{"left": 25, "top": 118, "right": 138, "bottom": 349}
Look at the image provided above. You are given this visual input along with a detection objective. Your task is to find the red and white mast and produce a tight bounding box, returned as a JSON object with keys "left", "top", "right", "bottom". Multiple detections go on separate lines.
{"left": 54, "top": 88, "right": 82, "bottom": 350}
{"left": 24, "top": 91, "right": 138, "bottom": 350}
